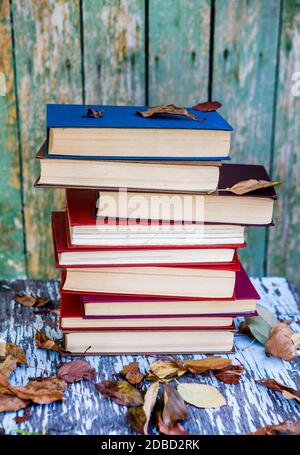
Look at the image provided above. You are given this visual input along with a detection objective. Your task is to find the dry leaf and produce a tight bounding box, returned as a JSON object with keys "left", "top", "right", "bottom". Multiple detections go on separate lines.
{"left": 147, "top": 360, "right": 186, "bottom": 382}
{"left": 219, "top": 179, "right": 280, "bottom": 196}
{"left": 177, "top": 383, "right": 226, "bottom": 409}
{"left": 192, "top": 101, "right": 222, "bottom": 112}
{"left": 0, "top": 375, "right": 29, "bottom": 412}
{"left": 265, "top": 322, "right": 300, "bottom": 361}
{"left": 95, "top": 380, "right": 144, "bottom": 407}
{"left": 14, "top": 410, "right": 31, "bottom": 425}
{"left": 213, "top": 364, "right": 245, "bottom": 384}
{"left": 10, "top": 376, "right": 66, "bottom": 405}
{"left": 137, "top": 104, "right": 197, "bottom": 121}
{"left": 0, "top": 342, "right": 27, "bottom": 365}
{"left": 162, "top": 383, "right": 189, "bottom": 428}
{"left": 120, "top": 361, "right": 144, "bottom": 387}
{"left": 244, "top": 304, "right": 279, "bottom": 345}
{"left": 57, "top": 359, "right": 96, "bottom": 383}
{"left": 249, "top": 420, "right": 300, "bottom": 435}
{"left": 15, "top": 294, "right": 50, "bottom": 308}
{"left": 170, "top": 356, "right": 231, "bottom": 374}
{"left": 35, "top": 331, "right": 66, "bottom": 353}
{"left": 127, "top": 381, "right": 159, "bottom": 434}
{"left": 0, "top": 355, "right": 17, "bottom": 378}
{"left": 156, "top": 412, "right": 188, "bottom": 435}
{"left": 256, "top": 379, "right": 300, "bottom": 404}
{"left": 238, "top": 321, "right": 252, "bottom": 336}
{"left": 86, "top": 108, "right": 104, "bottom": 118}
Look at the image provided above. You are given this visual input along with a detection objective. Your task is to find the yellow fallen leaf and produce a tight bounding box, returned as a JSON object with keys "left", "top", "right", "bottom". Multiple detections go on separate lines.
{"left": 177, "top": 383, "right": 226, "bottom": 409}
{"left": 219, "top": 179, "right": 280, "bottom": 195}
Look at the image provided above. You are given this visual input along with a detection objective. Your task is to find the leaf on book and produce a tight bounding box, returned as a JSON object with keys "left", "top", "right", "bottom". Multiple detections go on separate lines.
{"left": 249, "top": 419, "right": 300, "bottom": 435}
{"left": 213, "top": 364, "right": 245, "bottom": 384}
{"left": 162, "top": 383, "right": 189, "bottom": 429}
{"left": 10, "top": 376, "right": 67, "bottom": 405}
{"left": 219, "top": 179, "right": 280, "bottom": 195}
{"left": 169, "top": 356, "right": 231, "bottom": 374}
{"left": 120, "top": 361, "right": 144, "bottom": 388}
{"left": 127, "top": 381, "right": 159, "bottom": 434}
{"left": 244, "top": 304, "right": 279, "bottom": 345}
{"left": 15, "top": 294, "right": 50, "bottom": 308}
{"left": 57, "top": 359, "right": 96, "bottom": 383}
{"left": 156, "top": 412, "right": 188, "bottom": 435}
{"left": 192, "top": 101, "right": 222, "bottom": 112}
{"left": 0, "top": 356, "right": 17, "bottom": 379}
{"left": 95, "top": 380, "right": 144, "bottom": 407}
{"left": 177, "top": 383, "right": 226, "bottom": 409}
{"left": 147, "top": 360, "right": 186, "bottom": 382}
{"left": 256, "top": 378, "right": 300, "bottom": 404}
{"left": 35, "top": 331, "right": 66, "bottom": 353}
{"left": 0, "top": 342, "right": 27, "bottom": 365}
{"left": 137, "top": 104, "right": 197, "bottom": 121}
{"left": 264, "top": 323, "right": 300, "bottom": 361}
{"left": 86, "top": 108, "right": 104, "bottom": 118}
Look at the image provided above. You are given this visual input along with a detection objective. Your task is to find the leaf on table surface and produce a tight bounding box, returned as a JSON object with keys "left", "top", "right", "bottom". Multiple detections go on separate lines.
{"left": 10, "top": 376, "right": 67, "bottom": 405}
{"left": 147, "top": 360, "right": 186, "bottom": 382}
{"left": 169, "top": 355, "right": 231, "bottom": 374}
{"left": 192, "top": 101, "right": 222, "bottom": 112}
{"left": 265, "top": 323, "right": 300, "bottom": 361}
{"left": 0, "top": 342, "right": 27, "bottom": 365}
{"left": 213, "top": 364, "right": 245, "bottom": 384}
{"left": 128, "top": 381, "right": 159, "bottom": 434}
{"left": 244, "top": 304, "right": 279, "bottom": 345}
{"left": 177, "top": 383, "right": 226, "bottom": 409}
{"left": 14, "top": 411, "right": 31, "bottom": 425}
{"left": 95, "top": 380, "right": 144, "bottom": 407}
{"left": 120, "top": 361, "right": 144, "bottom": 387}
{"left": 137, "top": 104, "right": 197, "bottom": 121}
{"left": 15, "top": 294, "right": 50, "bottom": 308}
{"left": 156, "top": 412, "right": 188, "bottom": 435}
{"left": 162, "top": 383, "right": 189, "bottom": 428}
{"left": 0, "top": 375, "right": 29, "bottom": 412}
{"left": 35, "top": 331, "right": 66, "bottom": 353}
{"left": 57, "top": 359, "right": 96, "bottom": 383}
{"left": 0, "top": 356, "right": 17, "bottom": 378}
{"left": 218, "top": 179, "right": 280, "bottom": 196}
{"left": 249, "top": 420, "right": 300, "bottom": 435}
{"left": 256, "top": 379, "right": 300, "bottom": 404}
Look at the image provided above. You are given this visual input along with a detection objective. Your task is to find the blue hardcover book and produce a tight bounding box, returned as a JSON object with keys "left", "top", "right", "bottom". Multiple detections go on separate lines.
{"left": 46, "top": 104, "right": 233, "bottom": 161}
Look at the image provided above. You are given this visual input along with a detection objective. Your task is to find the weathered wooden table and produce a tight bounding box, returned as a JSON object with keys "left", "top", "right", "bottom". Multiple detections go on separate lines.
{"left": 0, "top": 278, "right": 299, "bottom": 435}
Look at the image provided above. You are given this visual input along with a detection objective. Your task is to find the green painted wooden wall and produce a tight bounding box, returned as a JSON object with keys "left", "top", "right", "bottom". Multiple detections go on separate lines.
{"left": 1, "top": 0, "right": 300, "bottom": 288}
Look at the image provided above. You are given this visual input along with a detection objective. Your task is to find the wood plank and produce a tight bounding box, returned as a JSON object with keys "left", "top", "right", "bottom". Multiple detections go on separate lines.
{"left": 148, "top": 0, "right": 211, "bottom": 105}
{"left": 267, "top": 0, "right": 300, "bottom": 292}
{"left": 0, "top": 0, "right": 25, "bottom": 278}
{"left": 11, "top": 0, "right": 83, "bottom": 278}
{"left": 0, "top": 277, "right": 299, "bottom": 435}
{"left": 212, "top": 0, "right": 281, "bottom": 277}
{"left": 83, "top": 0, "right": 145, "bottom": 105}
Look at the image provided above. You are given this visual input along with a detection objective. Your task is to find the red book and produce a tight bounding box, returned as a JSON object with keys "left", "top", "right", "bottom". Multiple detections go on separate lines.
{"left": 52, "top": 211, "right": 244, "bottom": 267}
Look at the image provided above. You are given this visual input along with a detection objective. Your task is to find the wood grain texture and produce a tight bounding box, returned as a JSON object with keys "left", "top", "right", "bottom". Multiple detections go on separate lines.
{"left": 148, "top": 0, "right": 211, "bottom": 105}
{"left": 83, "top": 0, "right": 145, "bottom": 105}
{"left": 11, "top": 0, "right": 83, "bottom": 278}
{"left": 0, "top": 277, "right": 299, "bottom": 435}
{"left": 267, "top": 0, "right": 300, "bottom": 289}
{"left": 212, "top": 0, "right": 281, "bottom": 277}
{"left": 0, "top": 0, "right": 25, "bottom": 278}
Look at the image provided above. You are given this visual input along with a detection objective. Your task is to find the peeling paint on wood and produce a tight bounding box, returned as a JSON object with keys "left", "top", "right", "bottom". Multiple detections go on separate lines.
{"left": 267, "top": 0, "right": 300, "bottom": 291}
{"left": 148, "top": 0, "right": 211, "bottom": 105}
{"left": 0, "top": 0, "right": 26, "bottom": 278}
{"left": 212, "top": 0, "right": 281, "bottom": 277}
{"left": 0, "top": 277, "right": 299, "bottom": 435}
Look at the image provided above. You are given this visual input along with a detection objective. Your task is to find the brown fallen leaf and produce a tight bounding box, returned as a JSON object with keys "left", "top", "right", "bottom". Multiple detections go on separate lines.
{"left": 120, "top": 361, "right": 144, "bottom": 387}
{"left": 265, "top": 322, "right": 300, "bottom": 361}
{"left": 35, "top": 331, "right": 66, "bottom": 353}
{"left": 238, "top": 321, "right": 252, "bottom": 336}
{"left": 14, "top": 409, "right": 31, "bottom": 425}
{"left": 218, "top": 179, "right": 280, "bottom": 196}
{"left": 95, "top": 380, "right": 144, "bottom": 407}
{"left": 169, "top": 356, "right": 231, "bottom": 374}
{"left": 156, "top": 412, "right": 188, "bottom": 435}
{"left": 86, "top": 107, "right": 104, "bottom": 118}
{"left": 213, "top": 364, "right": 245, "bottom": 384}
{"left": 57, "top": 359, "right": 96, "bottom": 383}
{"left": 162, "top": 383, "right": 188, "bottom": 429}
{"left": 15, "top": 294, "right": 50, "bottom": 308}
{"left": 256, "top": 379, "right": 300, "bottom": 404}
{"left": 127, "top": 381, "right": 159, "bottom": 434}
{"left": 0, "top": 342, "right": 27, "bottom": 365}
{"left": 147, "top": 360, "right": 186, "bottom": 382}
{"left": 9, "top": 376, "right": 67, "bottom": 405}
{"left": 0, "top": 375, "right": 29, "bottom": 412}
{"left": 137, "top": 104, "right": 197, "bottom": 121}
{"left": 192, "top": 101, "right": 222, "bottom": 112}
{"left": 0, "top": 355, "right": 17, "bottom": 378}
{"left": 249, "top": 419, "right": 300, "bottom": 435}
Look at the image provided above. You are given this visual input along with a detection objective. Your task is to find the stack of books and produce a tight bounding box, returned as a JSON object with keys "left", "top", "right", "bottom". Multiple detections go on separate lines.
{"left": 36, "top": 103, "right": 276, "bottom": 354}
